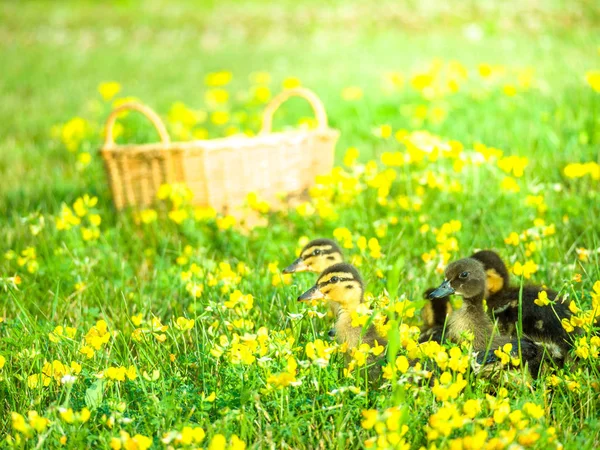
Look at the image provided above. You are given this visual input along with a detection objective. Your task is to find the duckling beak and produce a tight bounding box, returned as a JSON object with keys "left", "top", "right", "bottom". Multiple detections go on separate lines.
{"left": 283, "top": 258, "right": 308, "bottom": 274}
{"left": 298, "top": 285, "right": 325, "bottom": 302}
{"left": 429, "top": 280, "right": 455, "bottom": 299}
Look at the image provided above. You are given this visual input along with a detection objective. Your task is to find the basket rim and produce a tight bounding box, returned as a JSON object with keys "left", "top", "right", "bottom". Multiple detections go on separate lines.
{"left": 100, "top": 127, "right": 340, "bottom": 153}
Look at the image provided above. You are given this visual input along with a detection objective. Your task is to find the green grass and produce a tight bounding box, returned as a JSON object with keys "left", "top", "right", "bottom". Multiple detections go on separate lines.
{"left": 1, "top": 0, "right": 600, "bottom": 448}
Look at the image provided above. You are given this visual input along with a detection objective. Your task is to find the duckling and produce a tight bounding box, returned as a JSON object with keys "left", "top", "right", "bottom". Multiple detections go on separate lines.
{"left": 420, "top": 250, "right": 508, "bottom": 342}
{"left": 283, "top": 238, "right": 345, "bottom": 338}
{"left": 429, "top": 258, "right": 542, "bottom": 378}
{"left": 298, "top": 263, "right": 387, "bottom": 378}
{"left": 470, "top": 250, "right": 575, "bottom": 363}
{"left": 282, "top": 239, "right": 344, "bottom": 274}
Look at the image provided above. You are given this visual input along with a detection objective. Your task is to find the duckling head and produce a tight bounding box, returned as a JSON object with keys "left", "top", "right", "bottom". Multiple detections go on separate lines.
{"left": 297, "top": 263, "right": 363, "bottom": 310}
{"left": 471, "top": 250, "right": 510, "bottom": 295}
{"left": 283, "top": 238, "right": 343, "bottom": 274}
{"left": 429, "top": 258, "right": 486, "bottom": 302}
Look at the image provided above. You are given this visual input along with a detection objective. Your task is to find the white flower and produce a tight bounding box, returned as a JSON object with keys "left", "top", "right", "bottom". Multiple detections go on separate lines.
{"left": 61, "top": 374, "right": 77, "bottom": 385}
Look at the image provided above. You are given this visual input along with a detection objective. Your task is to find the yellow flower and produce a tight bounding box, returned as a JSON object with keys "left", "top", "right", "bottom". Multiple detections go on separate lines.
{"left": 282, "top": 77, "right": 301, "bottom": 89}
{"left": 205, "top": 88, "right": 229, "bottom": 105}
{"left": 561, "top": 318, "right": 575, "bottom": 333}
{"left": 168, "top": 209, "right": 189, "bottom": 224}
{"left": 503, "top": 84, "right": 517, "bottom": 96}
{"left": 252, "top": 85, "right": 271, "bottom": 103}
{"left": 463, "top": 399, "right": 481, "bottom": 419}
{"left": 585, "top": 70, "right": 600, "bottom": 92}
{"left": 478, "top": 64, "right": 493, "bottom": 78}
{"left": 61, "top": 117, "right": 90, "bottom": 152}
{"left": 498, "top": 155, "right": 528, "bottom": 177}
{"left": 374, "top": 124, "right": 392, "bottom": 139}
{"left": 341, "top": 86, "right": 363, "bottom": 101}
{"left": 523, "top": 402, "right": 545, "bottom": 419}
{"left": 343, "top": 147, "right": 360, "bottom": 167}
{"left": 205, "top": 71, "right": 232, "bottom": 87}
{"left": 175, "top": 317, "right": 195, "bottom": 331}
{"left": 395, "top": 355, "right": 409, "bottom": 374}
{"left": 210, "top": 111, "right": 230, "bottom": 126}
{"left": 209, "top": 434, "right": 227, "bottom": 450}
{"left": 216, "top": 215, "right": 236, "bottom": 230}
{"left": 361, "top": 410, "right": 378, "bottom": 429}
{"left": 410, "top": 73, "right": 433, "bottom": 92}
{"left": 98, "top": 82, "right": 121, "bottom": 101}
{"left": 500, "top": 176, "right": 520, "bottom": 193}
{"left": 368, "top": 237, "right": 383, "bottom": 259}
{"left": 504, "top": 232, "right": 520, "bottom": 246}
{"left": 250, "top": 71, "right": 271, "bottom": 84}
{"left": 512, "top": 260, "right": 538, "bottom": 279}
{"left": 564, "top": 162, "right": 600, "bottom": 180}
{"left": 534, "top": 291, "right": 551, "bottom": 307}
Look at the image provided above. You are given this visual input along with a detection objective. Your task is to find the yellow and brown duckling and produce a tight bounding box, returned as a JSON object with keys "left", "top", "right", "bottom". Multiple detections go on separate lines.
{"left": 283, "top": 238, "right": 345, "bottom": 337}
{"left": 298, "top": 263, "right": 387, "bottom": 377}
{"left": 420, "top": 250, "right": 509, "bottom": 341}
{"left": 283, "top": 238, "right": 344, "bottom": 275}
{"left": 429, "top": 257, "right": 542, "bottom": 378}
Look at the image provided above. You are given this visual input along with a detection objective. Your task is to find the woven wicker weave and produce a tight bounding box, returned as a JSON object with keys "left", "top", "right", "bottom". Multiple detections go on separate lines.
{"left": 100, "top": 88, "right": 339, "bottom": 212}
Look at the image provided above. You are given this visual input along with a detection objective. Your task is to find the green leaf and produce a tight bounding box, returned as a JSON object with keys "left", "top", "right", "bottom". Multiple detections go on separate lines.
{"left": 85, "top": 379, "right": 105, "bottom": 410}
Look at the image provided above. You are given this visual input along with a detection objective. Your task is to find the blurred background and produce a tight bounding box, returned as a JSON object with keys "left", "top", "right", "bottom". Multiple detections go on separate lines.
{"left": 1, "top": 0, "right": 599, "bottom": 213}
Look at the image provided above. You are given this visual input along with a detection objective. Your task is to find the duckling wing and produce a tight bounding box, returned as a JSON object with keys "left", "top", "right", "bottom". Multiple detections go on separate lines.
{"left": 490, "top": 287, "right": 576, "bottom": 354}
{"left": 473, "top": 337, "right": 542, "bottom": 379}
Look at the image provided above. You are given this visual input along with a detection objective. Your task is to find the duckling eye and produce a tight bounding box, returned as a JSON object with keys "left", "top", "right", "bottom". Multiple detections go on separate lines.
{"left": 313, "top": 249, "right": 321, "bottom": 256}
{"left": 330, "top": 276, "right": 340, "bottom": 283}
{"left": 459, "top": 271, "right": 469, "bottom": 279}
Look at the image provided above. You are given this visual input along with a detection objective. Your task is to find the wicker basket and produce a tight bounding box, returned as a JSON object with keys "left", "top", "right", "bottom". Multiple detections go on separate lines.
{"left": 100, "top": 88, "right": 339, "bottom": 212}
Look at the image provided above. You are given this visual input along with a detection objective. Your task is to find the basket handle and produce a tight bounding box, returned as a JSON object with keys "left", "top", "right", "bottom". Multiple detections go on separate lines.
{"left": 260, "top": 87, "right": 328, "bottom": 134}
{"left": 103, "top": 102, "right": 171, "bottom": 148}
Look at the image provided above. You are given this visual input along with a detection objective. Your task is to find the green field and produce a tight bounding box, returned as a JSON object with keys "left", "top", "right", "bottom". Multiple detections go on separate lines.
{"left": 1, "top": 1, "right": 600, "bottom": 448}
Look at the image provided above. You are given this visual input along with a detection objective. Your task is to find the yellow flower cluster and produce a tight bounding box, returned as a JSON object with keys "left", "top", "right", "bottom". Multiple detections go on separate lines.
{"left": 131, "top": 316, "right": 169, "bottom": 343}
{"left": 362, "top": 407, "right": 410, "bottom": 450}
{"left": 15, "top": 247, "right": 39, "bottom": 273}
{"left": 27, "top": 360, "right": 82, "bottom": 388}
{"left": 103, "top": 365, "right": 137, "bottom": 381}
{"left": 11, "top": 411, "right": 51, "bottom": 440}
{"left": 563, "top": 161, "right": 600, "bottom": 180}
{"left": 267, "top": 356, "right": 299, "bottom": 388}
{"left": 110, "top": 431, "right": 153, "bottom": 450}
{"left": 80, "top": 319, "right": 112, "bottom": 358}
{"left": 305, "top": 339, "right": 337, "bottom": 367}
{"left": 55, "top": 195, "right": 102, "bottom": 241}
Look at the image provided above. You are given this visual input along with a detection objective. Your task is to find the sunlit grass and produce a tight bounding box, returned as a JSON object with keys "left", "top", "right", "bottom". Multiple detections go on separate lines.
{"left": 1, "top": 1, "right": 600, "bottom": 449}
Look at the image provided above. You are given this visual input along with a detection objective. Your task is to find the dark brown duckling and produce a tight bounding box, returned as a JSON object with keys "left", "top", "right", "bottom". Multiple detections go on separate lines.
{"left": 419, "top": 250, "right": 506, "bottom": 343}
{"left": 429, "top": 258, "right": 542, "bottom": 378}
{"left": 423, "top": 250, "right": 576, "bottom": 365}
{"left": 472, "top": 251, "right": 576, "bottom": 363}
{"left": 298, "top": 263, "right": 387, "bottom": 379}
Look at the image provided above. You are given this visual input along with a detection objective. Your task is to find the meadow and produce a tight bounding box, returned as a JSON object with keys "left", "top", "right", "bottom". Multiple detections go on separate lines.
{"left": 1, "top": 0, "right": 600, "bottom": 448}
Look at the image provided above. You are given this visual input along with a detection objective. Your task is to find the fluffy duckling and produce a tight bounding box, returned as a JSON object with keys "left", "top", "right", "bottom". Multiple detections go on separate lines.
{"left": 420, "top": 250, "right": 508, "bottom": 341}
{"left": 429, "top": 258, "right": 542, "bottom": 378}
{"left": 298, "top": 263, "right": 387, "bottom": 377}
{"left": 283, "top": 239, "right": 344, "bottom": 274}
{"left": 284, "top": 238, "right": 345, "bottom": 337}
{"left": 471, "top": 250, "right": 575, "bottom": 362}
